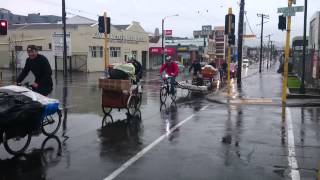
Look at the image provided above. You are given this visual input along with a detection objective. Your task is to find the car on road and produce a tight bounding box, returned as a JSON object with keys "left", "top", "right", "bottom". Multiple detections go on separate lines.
{"left": 242, "top": 59, "right": 249, "bottom": 67}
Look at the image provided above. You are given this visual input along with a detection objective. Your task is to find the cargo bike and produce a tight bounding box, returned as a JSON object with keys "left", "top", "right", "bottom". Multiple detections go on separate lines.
{"left": 0, "top": 85, "right": 62, "bottom": 155}
{"left": 99, "top": 77, "right": 142, "bottom": 121}
{"left": 160, "top": 65, "right": 219, "bottom": 103}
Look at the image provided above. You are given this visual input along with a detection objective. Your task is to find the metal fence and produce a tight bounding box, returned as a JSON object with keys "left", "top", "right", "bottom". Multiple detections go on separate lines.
{"left": 292, "top": 49, "right": 320, "bottom": 88}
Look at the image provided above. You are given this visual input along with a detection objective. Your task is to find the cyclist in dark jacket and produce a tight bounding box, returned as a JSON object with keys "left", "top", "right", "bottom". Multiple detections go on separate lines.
{"left": 17, "top": 45, "right": 53, "bottom": 96}
{"left": 189, "top": 60, "right": 202, "bottom": 76}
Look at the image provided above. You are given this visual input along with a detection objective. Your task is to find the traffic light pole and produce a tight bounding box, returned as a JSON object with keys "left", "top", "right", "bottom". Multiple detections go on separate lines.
{"left": 237, "top": 0, "right": 245, "bottom": 87}
{"left": 300, "top": 0, "right": 307, "bottom": 94}
{"left": 282, "top": 0, "right": 293, "bottom": 106}
{"left": 104, "top": 12, "right": 109, "bottom": 69}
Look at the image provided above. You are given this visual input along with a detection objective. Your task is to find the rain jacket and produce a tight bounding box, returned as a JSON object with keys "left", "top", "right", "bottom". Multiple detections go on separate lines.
{"left": 159, "top": 62, "right": 179, "bottom": 77}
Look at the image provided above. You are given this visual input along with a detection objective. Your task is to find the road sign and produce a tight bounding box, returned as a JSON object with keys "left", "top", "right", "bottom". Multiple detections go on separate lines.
{"left": 52, "top": 33, "right": 72, "bottom": 57}
{"left": 277, "top": 6, "right": 304, "bottom": 16}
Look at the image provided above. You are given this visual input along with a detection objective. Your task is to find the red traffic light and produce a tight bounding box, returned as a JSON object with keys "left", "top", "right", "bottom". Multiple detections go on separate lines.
{"left": 0, "top": 20, "right": 7, "bottom": 27}
{"left": 0, "top": 20, "right": 8, "bottom": 35}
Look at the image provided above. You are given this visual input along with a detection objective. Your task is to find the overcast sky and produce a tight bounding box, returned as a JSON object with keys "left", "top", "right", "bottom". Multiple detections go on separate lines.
{"left": 3, "top": 0, "right": 320, "bottom": 46}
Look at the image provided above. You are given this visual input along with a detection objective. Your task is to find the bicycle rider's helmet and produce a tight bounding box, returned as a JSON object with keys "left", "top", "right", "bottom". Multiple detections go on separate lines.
{"left": 165, "top": 56, "right": 172, "bottom": 62}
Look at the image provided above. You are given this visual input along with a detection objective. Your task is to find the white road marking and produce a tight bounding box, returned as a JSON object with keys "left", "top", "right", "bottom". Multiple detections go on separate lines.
{"left": 286, "top": 107, "right": 300, "bottom": 180}
{"left": 103, "top": 105, "right": 209, "bottom": 180}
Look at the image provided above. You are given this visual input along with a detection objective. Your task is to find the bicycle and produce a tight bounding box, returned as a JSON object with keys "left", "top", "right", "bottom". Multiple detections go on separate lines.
{"left": 0, "top": 83, "right": 62, "bottom": 155}
{"left": 160, "top": 74, "right": 177, "bottom": 104}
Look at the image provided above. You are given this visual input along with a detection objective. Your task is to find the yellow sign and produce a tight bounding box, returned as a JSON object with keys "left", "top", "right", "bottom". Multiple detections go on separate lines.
{"left": 243, "top": 34, "right": 256, "bottom": 39}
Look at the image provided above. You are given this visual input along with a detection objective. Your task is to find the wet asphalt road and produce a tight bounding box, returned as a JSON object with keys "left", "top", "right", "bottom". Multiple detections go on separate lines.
{"left": 0, "top": 62, "right": 319, "bottom": 180}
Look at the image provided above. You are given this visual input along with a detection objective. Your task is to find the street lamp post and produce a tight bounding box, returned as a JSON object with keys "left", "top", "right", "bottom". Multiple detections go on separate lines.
{"left": 161, "top": 14, "right": 179, "bottom": 64}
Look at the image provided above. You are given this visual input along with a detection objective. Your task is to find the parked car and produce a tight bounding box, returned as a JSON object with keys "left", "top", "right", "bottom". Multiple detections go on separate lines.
{"left": 242, "top": 59, "right": 249, "bottom": 67}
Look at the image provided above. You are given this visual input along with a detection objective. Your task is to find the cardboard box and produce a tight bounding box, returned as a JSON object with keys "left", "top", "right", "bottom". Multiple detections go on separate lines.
{"left": 99, "top": 77, "right": 131, "bottom": 91}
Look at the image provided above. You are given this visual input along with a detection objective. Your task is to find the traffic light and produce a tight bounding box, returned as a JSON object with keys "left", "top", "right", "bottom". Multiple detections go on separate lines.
{"left": 98, "top": 16, "right": 105, "bottom": 33}
{"left": 228, "top": 34, "right": 235, "bottom": 45}
{"left": 98, "top": 16, "right": 111, "bottom": 34}
{"left": 106, "top": 17, "right": 111, "bottom": 34}
{"left": 0, "top": 19, "right": 8, "bottom": 35}
{"left": 225, "top": 14, "right": 235, "bottom": 35}
{"left": 278, "top": 15, "right": 286, "bottom": 31}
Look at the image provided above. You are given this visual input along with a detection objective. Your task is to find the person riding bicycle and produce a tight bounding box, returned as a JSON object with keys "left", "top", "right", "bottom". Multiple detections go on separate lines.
{"left": 17, "top": 45, "right": 53, "bottom": 96}
{"left": 159, "top": 56, "right": 179, "bottom": 95}
{"left": 128, "top": 57, "right": 142, "bottom": 83}
{"left": 189, "top": 59, "right": 202, "bottom": 76}
{"left": 128, "top": 57, "right": 143, "bottom": 92}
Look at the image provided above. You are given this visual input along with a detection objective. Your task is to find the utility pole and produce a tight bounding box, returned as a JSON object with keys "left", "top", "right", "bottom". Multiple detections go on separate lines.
{"left": 237, "top": 0, "right": 245, "bottom": 87}
{"left": 62, "top": 0, "right": 67, "bottom": 77}
{"left": 257, "top": 14, "right": 269, "bottom": 73}
{"left": 161, "top": 18, "right": 165, "bottom": 64}
{"left": 300, "top": 0, "right": 308, "bottom": 94}
{"left": 265, "top": 34, "right": 272, "bottom": 69}
{"left": 270, "top": 41, "right": 273, "bottom": 67}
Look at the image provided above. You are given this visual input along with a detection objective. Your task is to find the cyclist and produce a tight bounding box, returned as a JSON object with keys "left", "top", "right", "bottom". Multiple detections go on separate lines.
{"left": 17, "top": 45, "right": 53, "bottom": 96}
{"left": 160, "top": 56, "right": 179, "bottom": 95}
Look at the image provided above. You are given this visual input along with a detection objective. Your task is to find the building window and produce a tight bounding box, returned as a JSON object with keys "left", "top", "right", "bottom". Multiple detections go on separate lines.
{"left": 90, "top": 46, "right": 103, "bottom": 58}
{"left": 110, "top": 47, "right": 121, "bottom": 57}
{"left": 131, "top": 51, "right": 137, "bottom": 59}
{"left": 48, "top": 43, "right": 52, "bottom": 50}
{"left": 15, "top": 46, "right": 23, "bottom": 51}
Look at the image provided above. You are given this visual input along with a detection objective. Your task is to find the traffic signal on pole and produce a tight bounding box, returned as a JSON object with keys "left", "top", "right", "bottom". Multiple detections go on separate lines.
{"left": 98, "top": 16, "right": 105, "bottom": 33}
{"left": 225, "top": 14, "right": 235, "bottom": 35}
{"left": 98, "top": 16, "right": 111, "bottom": 34}
{"left": 228, "top": 34, "right": 235, "bottom": 45}
{"left": 0, "top": 19, "right": 8, "bottom": 35}
{"left": 106, "top": 17, "right": 111, "bottom": 34}
{"left": 278, "top": 15, "right": 286, "bottom": 31}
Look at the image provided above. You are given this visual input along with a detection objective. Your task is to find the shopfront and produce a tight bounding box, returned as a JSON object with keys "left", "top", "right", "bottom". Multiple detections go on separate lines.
{"left": 149, "top": 47, "right": 176, "bottom": 70}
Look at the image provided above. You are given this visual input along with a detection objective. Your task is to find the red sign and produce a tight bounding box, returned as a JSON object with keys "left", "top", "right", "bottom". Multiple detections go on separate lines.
{"left": 165, "top": 30, "right": 172, "bottom": 36}
{"left": 149, "top": 47, "right": 176, "bottom": 56}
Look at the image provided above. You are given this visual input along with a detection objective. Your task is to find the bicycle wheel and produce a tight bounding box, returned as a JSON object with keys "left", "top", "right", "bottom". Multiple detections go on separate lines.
{"left": 102, "top": 106, "right": 112, "bottom": 115}
{"left": 3, "top": 131, "right": 31, "bottom": 155}
{"left": 41, "top": 109, "right": 62, "bottom": 136}
{"left": 127, "top": 95, "right": 137, "bottom": 116}
{"left": 136, "top": 93, "right": 142, "bottom": 109}
{"left": 102, "top": 114, "right": 114, "bottom": 127}
{"left": 160, "top": 86, "right": 168, "bottom": 104}
{"left": 171, "top": 88, "right": 177, "bottom": 101}
{"left": 41, "top": 135, "right": 62, "bottom": 165}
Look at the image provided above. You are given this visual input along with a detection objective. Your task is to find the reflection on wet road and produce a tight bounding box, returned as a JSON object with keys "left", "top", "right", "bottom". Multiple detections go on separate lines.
{"left": 0, "top": 65, "right": 319, "bottom": 180}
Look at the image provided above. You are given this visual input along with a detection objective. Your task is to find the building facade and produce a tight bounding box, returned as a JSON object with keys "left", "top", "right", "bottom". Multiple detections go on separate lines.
{"left": 214, "top": 26, "right": 227, "bottom": 67}
{"left": 309, "top": 11, "right": 320, "bottom": 81}
{"left": 0, "top": 16, "right": 149, "bottom": 72}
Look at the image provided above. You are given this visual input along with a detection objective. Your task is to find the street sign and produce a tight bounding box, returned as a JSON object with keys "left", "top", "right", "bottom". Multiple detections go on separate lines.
{"left": 164, "top": 30, "right": 172, "bottom": 36}
{"left": 52, "top": 33, "right": 72, "bottom": 57}
{"left": 277, "top": 6, "right": 304, "bottom": 16}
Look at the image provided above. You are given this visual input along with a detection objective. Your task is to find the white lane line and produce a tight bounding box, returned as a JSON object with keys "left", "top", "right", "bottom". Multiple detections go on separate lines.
{"left": 103, "top": 105, "right": 209, "bottom": 180}
{"left": 286, "top": 107, "right": 301, "bottom": 180}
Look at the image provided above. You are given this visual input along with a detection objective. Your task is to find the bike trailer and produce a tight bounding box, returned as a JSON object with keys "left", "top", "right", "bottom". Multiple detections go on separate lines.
{"left": 0, "top": 86, "right": 60, "bottom": 128}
